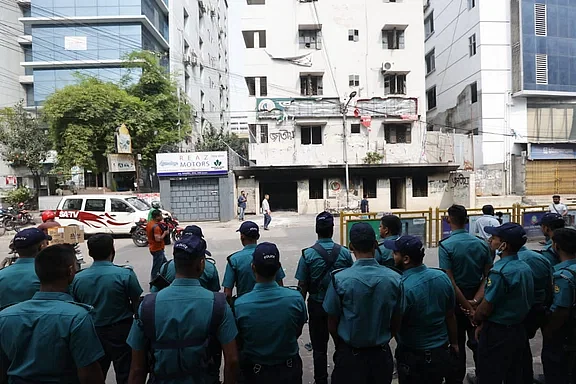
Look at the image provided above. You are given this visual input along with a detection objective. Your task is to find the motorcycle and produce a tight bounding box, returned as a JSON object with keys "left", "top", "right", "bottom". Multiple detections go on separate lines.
{"left": 131, "top": 218, "right": 148, "bottom": 247}
{"left": 164, "top": 215, "right": 183, "bottom": 243}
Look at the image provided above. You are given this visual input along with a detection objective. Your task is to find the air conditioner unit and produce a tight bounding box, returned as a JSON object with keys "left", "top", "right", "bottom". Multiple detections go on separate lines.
{"left": 381, "top": 62, "right": 393, "bottom": 73}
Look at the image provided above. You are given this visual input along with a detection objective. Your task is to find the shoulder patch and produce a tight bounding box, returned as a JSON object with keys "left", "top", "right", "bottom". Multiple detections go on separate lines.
{"left": 487, "top": 277, "right": 492, "bottom": 287}
{"left": 284, "top": 285, "right": 302, "bottom": 292}
{"left": 206, "top": 257, "right": 216, "bottom": 265}
{"left": 554, "top": 284, "right": 560, "bottom": 293}
{"left": 67, "top": 301, "right": 94, "bottom": 313}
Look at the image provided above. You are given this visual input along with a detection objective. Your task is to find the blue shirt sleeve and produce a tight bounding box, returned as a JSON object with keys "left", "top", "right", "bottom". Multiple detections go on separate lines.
{"left": 294, "top": 253, "right": 308, "bottom": 282}
{"left": 343, "top": 249, "right": 354, "bottom": 267}
{"left": 222, "top": 259, "right": 236, "bottom": 289}
{"left": 551, "top": 273, "right": 574, "bottom": 312}
{"left": 484, "top": 271, "right": 506, "bottom": 305}
{"left": 127, "top": 270, "right": 144, "bottom": 299}
{"left": 297, "top": 296, "right": 308, "bottom": 327}
{"left": 481, "top": 243, "right": 493, "bottom": 268}
{"left": 209, "top": 268, "right": 221, "bottom": 292}
{"left": 126, "top": 318, "right": 147, "bottom": 351}
{"left": 70, "top": 313, "right": 105, "bottom": 368}
{"left": 322, "top": 278, "right": 341, "bottom": 316}
{"left": 276, "top": 267, "right": 286, "bottom": 281}
{"left": 217, "top": 304, "right": 238, "bottom": 345}
{"left": 438, "top": 243, "right": 452, "bottom": 271}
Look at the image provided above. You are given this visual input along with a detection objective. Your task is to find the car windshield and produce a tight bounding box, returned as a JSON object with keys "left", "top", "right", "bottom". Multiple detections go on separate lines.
{"left": 126, "top": 197, "right": 150, "bottom": 211}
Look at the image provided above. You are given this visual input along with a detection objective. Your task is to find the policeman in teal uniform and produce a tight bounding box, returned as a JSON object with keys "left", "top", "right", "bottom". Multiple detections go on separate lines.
{"left": 376, "top": 214, "right": 402, "bottom": 267}
{"left": 323, "top": 222, "right": 402, "bottom": 384}
{"left": 0, "top": 244, "right": 105, "bottom": 383}
{"left": 385, "top": 235, "right": 458, "bottom": 384}
{"left": 295, "top": 212, "right": 353, "bottom": 384}
{"left": 223, "top": 221, "right": 285, "bottom": 301}
{"left": 235, "top": 242, "right": 307, "bottom": 384}
{"left": 151, "top": 225, "right": 221, "bottom": 292}
{"left": 127, "top": 236, "right": 239, "bottom": 384}
{"left": 438, "top": 205, "right": 492, "bottom": 382}
{"left": 0, "top": 228, "right": 50, "bottom": 308}
{"left": 474, "top": 223, "right": 534, "bottom": 383}
{"left": 542, "top": 227, "right": 576, "bottom": 383}
{"left": 71, "top": 234, "right": 143, "bottom": 384}
{"left": 538, "top": 213, "right": 565, "bottom": 267}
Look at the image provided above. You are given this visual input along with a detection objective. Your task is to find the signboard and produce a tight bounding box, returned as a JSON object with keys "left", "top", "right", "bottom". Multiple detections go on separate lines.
{"left": 115, "top": 124, "right": 132, "bottom": 154}
{"left": 108, "top": 154, "right": 135, "bottom": 172}
{"left": 441, "top": 214, "right": 511, "bottom": 240}
{"left": 522, "top": 211, "right": 547, "bottom": 239}
{"left": 345, "top": 218, "right": 426, "bottom": 247}
{"left": 529, "top": 143, "right": 576, "bottom": 160}
{"left": 156, "top": 152, "right": 228, "bottom": 177}
{"left": 64, "top": 36, "right": 87, "bottom": 51}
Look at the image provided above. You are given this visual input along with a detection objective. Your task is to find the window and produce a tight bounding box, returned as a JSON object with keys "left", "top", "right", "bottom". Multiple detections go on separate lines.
{"left": 242, "top": 30, "right": 266, "bottom": 48}
{"left": 301, "top": 125, "right": 322, "bottom": 145}
{"left": 85, "top": 199, "right": 106, "bottom": 212}
{"left": 249, "top": 124, "right": 257, "bottom": 143}
{"left": 111, "top": 199, "right": 132, "bottom": 213}
{"left": 62, "top": 199, "right": 83, "bottom": 211}
{"left": 260, "top": 124, "right": 269, "bottom": 143}
{"left": 245, "top": 77, "right": 267, "bottom": 96}
{"left": 470, "top": 81, "right": 478, "bottom": 103}
{"left": 382, "top": 29, "right": 405, "bottom": 49}
{"left": 426, "top": 86, "right": 437, "bottom": 110}
{"left": 469, "top": 34, "right": 477, "bottom": 56}
{"left": 247, "top": 0, "right": 265, "bottom": 3}
{"left": 536, "top": 54, "right": 548, "bottom": 84}
{"left": 245, "top": 77, "right": 256, "bottom": 96}
{"left": 348, "top": 29, "right": 359, "bottom": 42}
{"left": 384, "top": 123, "right": 412, "bottom": 144}
{"left": 299, "top": 28, "right": 322, "bottom": 49}
{"left": 309, "top": 178, "right": 324, "bottom": 199}
{"left": 424, "top": 13, "right": 434, "bottom": 39}
{"left": 351, "top": 123, "right": 361, "bottom": 134}
{"left": 412, "top": 176, "right": 428, "bottom": 197}
{"left": 349, "top": 74, "right": 360, "bottom": 87}
{"left": 468, "top": 0, "right": 475, "bottom": 9}
{"left": 183, "top": 8, "right": 189, "bottom": 29}
{"left": 534, "top": 3, "right": 546, "bottom": 36}
{"left": 300, "top": 75, "right": 323, "bottom": 96}
{"left": 363, "top": 178, "right": 377, "bottom": 198}
{"left": 384, "top": 74, "right": 406, "bottom": 95}
{"left": 260, "top": 77, "right": 268, "bottom": 96}
{"left": 425, "top": 49, "right": 435, "bottom": 74}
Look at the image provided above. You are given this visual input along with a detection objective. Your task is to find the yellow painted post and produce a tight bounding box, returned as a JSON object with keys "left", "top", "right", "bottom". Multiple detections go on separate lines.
{"left": 339, "top": 213, "right": 344, "bottom": 245}
{"left": 435, "top": 207, "right": 441, "bottom": 247}
{"left": 428, "top": 207, "right": 433, "bottom": 248}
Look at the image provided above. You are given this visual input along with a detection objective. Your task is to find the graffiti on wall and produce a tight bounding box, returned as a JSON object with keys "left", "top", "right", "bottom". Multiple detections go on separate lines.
{"left": 429, "top": 180, "right": 449, "bottom": 194}
{"left": 269, "top": 130, "right": 295, "bottom": 142}
{"left": 450, "top": 173, "right": 470, "bottom": 189}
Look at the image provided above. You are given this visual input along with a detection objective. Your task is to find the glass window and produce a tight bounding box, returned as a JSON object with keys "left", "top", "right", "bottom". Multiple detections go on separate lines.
{"left": 111, "top": 199, "right": 133, "bottom": 212}
{"left": 125, "top": 197, "right": 150, "bottom": 211}
{"left": 309, "top": 179, "right": 324, "bottom": 199}
{"left": 62, "top": 198, "right": 83, "bottom": 210}
{"left": 363, "top": 178, "right": 377, "bottom": 198}
{"left": 85, "top": 199, "right": 106, "bottom": 212}
{"left": 413, "top": 176, "right": 428, "bottom": 197}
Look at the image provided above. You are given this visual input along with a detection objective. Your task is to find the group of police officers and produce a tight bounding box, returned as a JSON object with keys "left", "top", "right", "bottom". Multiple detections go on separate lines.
{"left": 0, "top": 205, "right": 575, "bottom": 384}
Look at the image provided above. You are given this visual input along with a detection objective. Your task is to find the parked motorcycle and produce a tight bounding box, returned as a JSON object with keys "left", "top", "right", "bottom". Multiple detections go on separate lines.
{"left": 164, "top": 215, "right": 183, "bottom": 243}
{"left": 131, "top": 215, "right": 182, "bottom": 247}
{"left": 131, "top": 218, "right": 148, "bottom": 247}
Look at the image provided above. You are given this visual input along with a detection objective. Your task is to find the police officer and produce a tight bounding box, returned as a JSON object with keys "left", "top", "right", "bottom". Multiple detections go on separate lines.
{"left": 473, "top": 223, "right": 534, "bottom": 383}
{"left": 538, "top": 212, "right": 565, "bottom": 267}
{"left": 323, "top": 222, "right": 401, "bottom": 384}
{"left": 0, "top": 244, "right": 105, "bottom": 383}
{"left": 235, "top": 242, "right": 307, "bottom": 384}
{"left": 127, "top": 236, "right": 239, "bottom": 384}
{"left": 438, "top": 205, "right": 492, "bottom": 383}
{"left": 70, "top": 234, "right": 143, "bottom": 384}
{"left": 223, "top": 221, "right": 285, "bottom": 302}
{"left": 376, "top": 214, "right": 402, "bottom": 267}
{"left": 386, "top": 235, "right": 459, "bottom": 384}
{"left": 151, "top": 225, "right": 221, "bottom": 293}
{"left": 542, "top": 227, "right": 576, "bottom": 383}
{"left": 0, "top": 228, "right": 50, "bottom": 308}
{"left": 295, "top": 212, "right": 353, "bottom": 384}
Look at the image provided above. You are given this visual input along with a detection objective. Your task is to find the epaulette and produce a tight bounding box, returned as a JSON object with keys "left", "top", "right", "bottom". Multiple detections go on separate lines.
{"left": 227, "top": 252, "right": 240, "bottom": 268}
{"left": 330, "top": 268, "right": 345, "bottom": 277}
{"left": 284, "top": 285, "right": 302, "bottom": 292}
{"left": 0, "top": 303, "right": 15, "bottom": 312}
{"left": 206, "top": 256, "right": 216, "bottom": 265}
{"left": 66, "top": 301, "right": 94, "bottom": 313}
{"left": 430, "top": 267, "right": 448, "bottom": 274}
{"left": 116, "top": 264, "right": 134, "bottom": 270}
{"left": 385, "top": 265, "right": 403, "bottom": 275}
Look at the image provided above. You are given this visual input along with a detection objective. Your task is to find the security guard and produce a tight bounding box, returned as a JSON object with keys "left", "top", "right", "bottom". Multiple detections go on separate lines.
{"left": 386, "top": 235, "right": 458, "bottom": 384}
{"left": 474, "top": 223, "right": 534, "bottom": 383}
{"left": 542, "top": 227, "right": 576, "bottom": 383}
{"left": 0, "top": 228, "right": 50, "bottom": 308}
{"left": 0, "top": 244, "right": 105, "bottom": 383}
{"left": 127, "top": 236, "right": 239, "bottom": 384}
{"left": 223, "top": 221, "right": 285, "bottom": 301}
{"left": 539, "top": 212, "right": 565, "bottom": 267}
{"left": 323, "top": 222, "right": 402, "bottom": 384}
{"left": 71, "top": 234, "right": 143, "bottom": 384}
{"left": 438, "top": 205, "right": 492, "bottom": 383}
{"left": 295, "top": 212, "right": 353, "bottom": 384}
{"left": 376, "top": 214, "right": 402, "bottom": 267}
{"left": 151, "top": 225, "right": 221, "bottom": 293}
{"left": 235, "top": 242, "right": 307, "bottom": 384}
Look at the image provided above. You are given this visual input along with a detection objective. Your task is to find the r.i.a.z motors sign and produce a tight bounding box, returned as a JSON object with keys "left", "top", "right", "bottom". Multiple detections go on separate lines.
{"left": 156, "top": 152, "right": 228, "bottom": 177}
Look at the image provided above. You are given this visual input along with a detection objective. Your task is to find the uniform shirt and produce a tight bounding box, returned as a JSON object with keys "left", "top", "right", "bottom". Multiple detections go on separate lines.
{"left": 262, "top": 199, "right": 270, "bottom": 213}
{"left": 146, "top": 221, "right": 165, "bottom": 252}
{"left": 376, "top": 236, "right": 398, "bottom": 267}
{"left": 550, "top": 259, "right": 576, "bottom": 312}
{"left": 323, "top": 258, "right": 401, "bottom": 348}
{"left": 518, "top": 246, "right": 553, "bottom": 306}
{"left": 71, "top": 261, "right": 143, "bottom": 327}
{"left": 397, "top": 265, "right": 455, "bottom": 350}
{"left": 549, "top": 203, "right": 568, "bottom": 216}
{"left": 439, "top": 229, "right": 492, "bottom": 291}
{"left": 127, "top": 279, "right": 238, "bottom": 382}
{"left": 484, "top": 255, "right": 534, "bottom": 325}
{"left": 222, "top": 244, "right": 286, "bottom": 297}
{"left": 541, "top": 240, "right": 559, "bottom": 267}
{"left": 295, "top": 239, "right": 353, "bottom": 303}
{"left": 234, "top": 282, "right": 307, "bottom": 365}
{"left": 0, "top": 292, "right": 105, "bottom": 383}
{"left": 0, "top": 258, "right": 40, "bottom": 308}
{"left": 150, "top": 259, "right": 221, "bottom": 293}
{"left": 473, "top": 215, "right": 500, "bottom": 240}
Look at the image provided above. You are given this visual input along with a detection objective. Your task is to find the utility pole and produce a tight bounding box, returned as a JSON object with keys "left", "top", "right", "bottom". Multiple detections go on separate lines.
{"left": 341, "top": 91, "right": 357, "bottom": 208}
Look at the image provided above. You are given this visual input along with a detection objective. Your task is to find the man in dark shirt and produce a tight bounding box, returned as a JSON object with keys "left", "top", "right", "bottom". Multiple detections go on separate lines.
{"left": 360, "top": 194, "right": 369, "bottom": 214}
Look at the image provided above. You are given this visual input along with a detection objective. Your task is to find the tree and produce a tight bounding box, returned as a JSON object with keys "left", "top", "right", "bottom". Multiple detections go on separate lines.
{"left": 0, "top": 101, "right": 52, "bottom": 198}
{"left": 196, "top": 126, "right": 248, "bottom": 160}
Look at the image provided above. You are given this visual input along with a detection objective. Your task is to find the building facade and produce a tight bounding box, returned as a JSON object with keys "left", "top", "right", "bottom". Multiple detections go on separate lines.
{"left": 233, "top": 0, "right": 458, "bottom": 214}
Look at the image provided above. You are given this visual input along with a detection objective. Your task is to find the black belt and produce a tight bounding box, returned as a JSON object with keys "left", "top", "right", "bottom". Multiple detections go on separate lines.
{"left": 95, "top": 317, "right": 133, "bottom": 329}
{"left": 339, "top": 342, "right": 390, "bottom": 355}
{"left": 486, "top": 320, "right": 523, "bottom": 329}
{"left": 246, "top": 356, "right": 299, "bottom": 374}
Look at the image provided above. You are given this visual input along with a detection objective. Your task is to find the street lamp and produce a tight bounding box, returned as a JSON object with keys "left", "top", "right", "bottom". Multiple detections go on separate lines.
{"left": 341, "top": 91, "right": 357, "bottom": 208}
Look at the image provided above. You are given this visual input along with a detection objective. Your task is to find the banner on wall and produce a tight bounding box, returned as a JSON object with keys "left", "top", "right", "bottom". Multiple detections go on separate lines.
{"left": 156, "top": 152, "right": 228, "bottom": 177}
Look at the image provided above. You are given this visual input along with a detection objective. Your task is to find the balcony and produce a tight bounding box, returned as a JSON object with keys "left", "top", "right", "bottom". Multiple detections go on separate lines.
{"left": 17, "top": 35, "right": 32, "bottom": 45}
{"left": 19, "top": 75, "right": 33, "bottom": 84}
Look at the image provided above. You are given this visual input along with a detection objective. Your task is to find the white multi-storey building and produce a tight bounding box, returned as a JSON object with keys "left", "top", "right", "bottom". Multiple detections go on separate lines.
{"left": 233, "top": 0, "right": 458, "bottom": 214}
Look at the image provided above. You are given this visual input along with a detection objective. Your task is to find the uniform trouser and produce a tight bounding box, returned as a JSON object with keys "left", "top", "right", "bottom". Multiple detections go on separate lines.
{"left": 451, "top": 287, "right": 479, "bottom": 384}
{"left": 331, "top": 343, "right": 393, "bottom": 384}
{"left": 477, "top": 321, "right": 526, "bottom": 384}
{"left": 542, "top": 334, "right": 576, "bottom": 384}
{"left": 522, "top": 304, "right": 546, "bottom": 384}
{"left": 95, "top": 318, "right": 133, "bottom": 384}
{"left": 241, "top": 355, "right": 303, "bottom": 384}
{"left": 396, "top": 344, "right": 459, "bottom": 384}
{"left": 307, "top": 299, "right": 329, "bottom": 384}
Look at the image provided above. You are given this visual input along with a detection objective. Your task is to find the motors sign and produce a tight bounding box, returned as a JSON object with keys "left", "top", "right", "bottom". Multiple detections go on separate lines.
{"left": 156, "top": 152, "right": 228, "bottom": 177}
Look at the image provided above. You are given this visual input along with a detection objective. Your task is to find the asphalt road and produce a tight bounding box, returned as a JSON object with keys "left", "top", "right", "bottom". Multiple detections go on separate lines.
{"left": 0, "top": 213, "right": 545, "bottom": 383}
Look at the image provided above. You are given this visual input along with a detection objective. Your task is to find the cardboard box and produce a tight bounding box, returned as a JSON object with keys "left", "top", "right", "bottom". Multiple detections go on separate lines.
{"left": 48, "top": 226, "right": 85, "bottom": 245}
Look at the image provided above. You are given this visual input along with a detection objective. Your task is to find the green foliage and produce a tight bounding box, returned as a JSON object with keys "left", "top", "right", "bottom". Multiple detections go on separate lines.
{"left": 363, "top": 151, "right": 384, "bottom": 164}
{"left": 196, "top": 126, "right": 248, "bottom": 160}
{"left": 4, "top": 187, "right": 34, "bottom": 207}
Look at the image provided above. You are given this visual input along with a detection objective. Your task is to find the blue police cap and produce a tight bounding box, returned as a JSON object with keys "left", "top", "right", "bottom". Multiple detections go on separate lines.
{"left": 537, "top": 213, "right": 564, "bottom": 226}
{"left": 349, "top": 222, "right": 376, "bottom": 245}
{"left": 485, "top": 222, "right": 527, "bottom": 245}
{"left": 183, "top": 225, "right": 204, "bottom": 238}
{"left": 13, "top": 228, "right": 51, "bottom": 250}
{"left": 173, "top": 236, "right": 207, "bottom": 260}
{"left": 316, "top": 211, "right": 334, "bottom": 228}
{"left": 252, "top": 242, "right": 280, "bottom": 268}
{"left": 237, "top": 221, "right": 260, "bottom": 238}
{"left": 384, "top": 235, "right": 424, "bottom": 258}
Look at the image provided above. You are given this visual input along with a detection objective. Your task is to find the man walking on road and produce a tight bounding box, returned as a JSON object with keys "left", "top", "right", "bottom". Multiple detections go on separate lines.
{"left": 238, "top": 191, "right": 247, "bottom": 221}
{"left": 262, "top": 194, "right": 271, "bottom": 230}
{"left": 146, "top": 209, "right": 169, "bottom": 280}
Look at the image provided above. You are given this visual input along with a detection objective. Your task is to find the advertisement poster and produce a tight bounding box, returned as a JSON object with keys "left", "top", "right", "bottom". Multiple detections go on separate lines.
{"left": 156, "top": 152, "right": 228, "bottom": 177}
